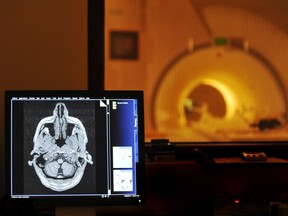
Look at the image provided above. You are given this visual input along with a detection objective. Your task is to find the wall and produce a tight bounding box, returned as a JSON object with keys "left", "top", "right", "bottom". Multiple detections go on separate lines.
{"left": 0, "top": 0, "right": 88, "bottom": 198}
{"left": 105, "top": 0, "right": 209, "bottom": 134}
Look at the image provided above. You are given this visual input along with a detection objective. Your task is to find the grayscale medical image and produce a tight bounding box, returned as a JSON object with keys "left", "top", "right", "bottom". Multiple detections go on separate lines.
{"left": 25, "top": 102, "right": 95, "bottom": 192}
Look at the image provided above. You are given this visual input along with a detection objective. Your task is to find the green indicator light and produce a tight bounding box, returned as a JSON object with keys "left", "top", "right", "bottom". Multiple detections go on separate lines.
{"left": 214, "top": 37, "right": 228, "bottom": 46}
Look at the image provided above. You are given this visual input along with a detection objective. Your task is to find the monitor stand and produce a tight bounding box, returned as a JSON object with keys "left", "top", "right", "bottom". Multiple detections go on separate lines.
{"left": 55, "top": 207, "right": 96, "bottom": 216}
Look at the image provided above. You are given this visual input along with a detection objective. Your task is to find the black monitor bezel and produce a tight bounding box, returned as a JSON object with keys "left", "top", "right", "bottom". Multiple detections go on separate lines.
{"left": 4, "top": 90, "right": 146, "bottom": 207}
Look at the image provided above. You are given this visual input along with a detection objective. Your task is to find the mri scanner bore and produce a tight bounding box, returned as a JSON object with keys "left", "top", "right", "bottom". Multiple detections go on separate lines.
{"left": 28, "top": 103, "right": 93, "bottom": 192}
{"left": 153, "top": 45, "right": 287, "bottom": 141}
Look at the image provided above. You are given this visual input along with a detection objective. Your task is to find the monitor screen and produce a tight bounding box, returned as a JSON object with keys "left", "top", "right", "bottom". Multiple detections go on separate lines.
{"left": 5, "top": 90, "right": 145, "bottom": 207}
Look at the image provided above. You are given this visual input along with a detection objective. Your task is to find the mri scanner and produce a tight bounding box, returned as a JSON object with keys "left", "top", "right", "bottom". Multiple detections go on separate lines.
{"left": 104, "top": 0, "right": 288, "bottom": 142}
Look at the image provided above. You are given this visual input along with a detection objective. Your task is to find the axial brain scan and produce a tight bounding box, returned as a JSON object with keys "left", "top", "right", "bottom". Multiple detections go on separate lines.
{"left": 28, "top": 103, "right": 93, "bottom": 191}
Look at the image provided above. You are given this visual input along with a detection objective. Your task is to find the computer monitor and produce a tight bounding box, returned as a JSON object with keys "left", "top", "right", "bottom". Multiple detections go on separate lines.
{"left": 4, "top": 90, "right": 145, "bottom": 214}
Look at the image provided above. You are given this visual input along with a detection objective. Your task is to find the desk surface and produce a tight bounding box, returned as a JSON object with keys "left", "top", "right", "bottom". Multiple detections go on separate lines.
{"left": 214, "top": 156, "right": 288, "bottom": 164}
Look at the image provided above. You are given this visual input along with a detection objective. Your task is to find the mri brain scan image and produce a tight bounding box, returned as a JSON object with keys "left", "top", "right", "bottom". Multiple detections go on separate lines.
{"left": 28, "top": 103, "right": 93, "bottom": 191}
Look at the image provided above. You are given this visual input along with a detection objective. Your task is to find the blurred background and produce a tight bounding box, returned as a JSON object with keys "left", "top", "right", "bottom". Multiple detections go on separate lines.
{"left": 104, "top": 0, "right": 288, "bottom": 142}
